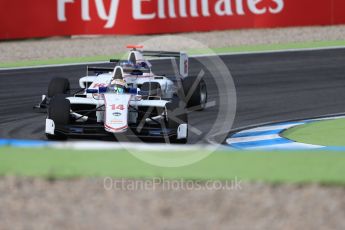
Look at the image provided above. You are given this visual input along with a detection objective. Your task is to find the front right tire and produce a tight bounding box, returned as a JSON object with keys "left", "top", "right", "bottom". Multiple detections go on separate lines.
{"left": 165, "top": 99, "right": 188, "bottom": 144}
{"left": 47, "top": 78, "right": 70, "bottom": 98}
{"left": 46, "top": 95, "right": 70, "bottom": 140}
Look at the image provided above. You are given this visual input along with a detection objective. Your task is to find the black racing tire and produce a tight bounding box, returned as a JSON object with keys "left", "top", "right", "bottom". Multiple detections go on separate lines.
{"left": 166, "top": 99, "right": 188, "bottom": 143}
{"left": 46, "top": 95, "right": 70, "bottom": 140}
{"left": 46, "top": 133, "right": 66, "bottom": 141}
{"left": 47, "top": 78, "right": 70, "bottom": 98}
{"left": 48, "top": 95, "right": 70, "bottom": 125}
{"left": 182, "top": 76, "right": 207, "bottom": 111}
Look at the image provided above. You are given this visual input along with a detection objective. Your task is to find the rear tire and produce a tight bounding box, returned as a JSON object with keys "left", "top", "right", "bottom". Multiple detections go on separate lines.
{"left": 47, "top": 78, "right": 70, "bottom": 98}
{"left": 182, "top": 76, "right": 207, "bottom": 111}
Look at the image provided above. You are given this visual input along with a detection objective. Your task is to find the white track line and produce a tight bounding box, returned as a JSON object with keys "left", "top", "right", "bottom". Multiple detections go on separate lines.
{"left": 226, "top": 134, "right": 280, "bottom": 144}
{"left": 238, "top": 123, "right": 304, "bottom": 134}
{"left": 50, "top": 141, "right": 218, "bottom": 151}
{"left": 193, "top": 45, "right": 345, "bottom": 58}
{"left": 244, "top": 142, "right": 323, "bottom": 150}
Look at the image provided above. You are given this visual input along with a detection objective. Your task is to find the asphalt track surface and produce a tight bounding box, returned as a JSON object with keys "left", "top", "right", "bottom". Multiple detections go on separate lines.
{"left": 1, "top": 48, "right": 345, "bottom": 144}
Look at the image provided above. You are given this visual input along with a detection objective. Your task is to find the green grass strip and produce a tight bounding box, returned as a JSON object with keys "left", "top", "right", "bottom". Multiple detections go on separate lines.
{"left": 283, "top": 118, "right": 345, "bottom": 146}
{"left": 0, "top": 55, "right": 124, "bottom": 68}
{"left": 1, "top": 147, "right": 345, "bottom": 185}
{"left": 1, "top": 40, "right": 345, "bottom": 68}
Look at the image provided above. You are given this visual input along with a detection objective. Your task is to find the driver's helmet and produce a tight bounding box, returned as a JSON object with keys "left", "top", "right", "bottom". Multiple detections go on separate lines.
{"left": 138, "top": 61, "right": 148, "bottom": 68}
{"left": 110, "top": 79, "right": 127, "bottom": 94}
{"left": 120, "top": 61, "right": 136, "bottom": 68}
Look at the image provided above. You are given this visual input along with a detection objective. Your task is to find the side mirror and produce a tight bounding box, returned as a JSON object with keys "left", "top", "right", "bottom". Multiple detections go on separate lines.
{"left": 86, "top": 89, "right": 98, "bottom": 94}
{"left": 128, "top": 88, "right": 138, "bottom": 95}
{"left": 98, "top": 87, "right": 107, "bottom": 93}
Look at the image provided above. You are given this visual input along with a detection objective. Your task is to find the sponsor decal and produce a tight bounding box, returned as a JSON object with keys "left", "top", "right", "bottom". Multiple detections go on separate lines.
{"left": 91, "top": 83, "right": 107, "bottom": 88}
{"left": 110, "top": 104, "right": 125, "bottom": 110}
{"left": 113, "top": 112, "right": 122, "bottom": 117}
{"left": 58, "top": 0, "right": 284, "bottom": 29}
{"left": 58, "top": 0, "right": 120, "bottom": 28}
{"left": 109, "top": 120, "right": 123, "bottom": 124}
{"left": 184, "top": 59, "right": 188, "bottom": 75}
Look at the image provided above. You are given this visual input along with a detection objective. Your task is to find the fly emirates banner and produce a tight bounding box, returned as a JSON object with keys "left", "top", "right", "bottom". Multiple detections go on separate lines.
{"left": 1, "top": 0, "right": 345, "bottom": 39}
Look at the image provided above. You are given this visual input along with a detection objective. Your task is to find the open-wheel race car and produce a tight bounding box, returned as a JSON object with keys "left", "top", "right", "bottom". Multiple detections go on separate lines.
{"left": 35, "top": 45, "right": 208, "bottom": 143}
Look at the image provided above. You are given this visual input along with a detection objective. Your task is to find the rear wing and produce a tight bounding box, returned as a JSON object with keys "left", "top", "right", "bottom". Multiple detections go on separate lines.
{"left": 87, "top": 49, "right": 189, "bottom": 78}
{"left": 86, "top": 58, "right": 119, "bottom": 75}
{"left": 87, "top": 66, "right": 150, "bottom": 76}
{"left": 142, "top": 50, "right": 189, "bottom": 78}
{"left": 87, "top": 67, "right": 114, "bottom": 76}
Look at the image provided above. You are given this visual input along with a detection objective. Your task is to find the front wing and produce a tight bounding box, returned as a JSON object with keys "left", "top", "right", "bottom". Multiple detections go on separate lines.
{"left": 46, "top": 119, "right": 187, "bottom": 141}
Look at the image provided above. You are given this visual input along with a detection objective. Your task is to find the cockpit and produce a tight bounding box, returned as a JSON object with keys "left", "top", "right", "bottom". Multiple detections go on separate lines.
{"left": 118, "top": 60, "right": 151, "bottom": 76}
